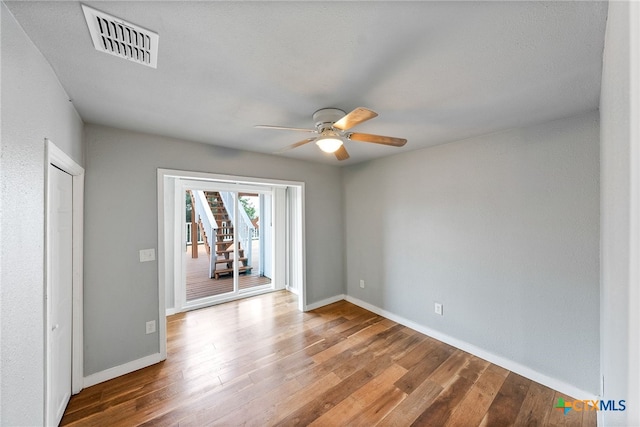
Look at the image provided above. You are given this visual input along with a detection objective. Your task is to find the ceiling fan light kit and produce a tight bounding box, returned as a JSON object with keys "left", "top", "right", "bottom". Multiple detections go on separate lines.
{"left": 256, "top": 107, "right": 407, "bottom": 161}
{"left": 316, "top": 136, "right": 343, "bottom": 153}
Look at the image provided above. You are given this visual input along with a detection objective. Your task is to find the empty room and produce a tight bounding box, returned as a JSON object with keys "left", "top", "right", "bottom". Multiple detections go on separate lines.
{"left": 1, "top": 1, "right": 638, "bottom": 426}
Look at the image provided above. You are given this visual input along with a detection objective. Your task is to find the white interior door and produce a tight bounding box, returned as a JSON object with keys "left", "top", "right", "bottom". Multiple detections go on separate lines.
{"left": 47, "top": 164, "right": 73, "bottom": 425}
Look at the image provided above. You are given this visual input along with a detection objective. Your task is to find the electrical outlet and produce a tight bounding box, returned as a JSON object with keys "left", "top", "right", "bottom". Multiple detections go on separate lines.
{"left": 359, "top": 279, "right": 365, "bottom": 289}
{"left": 434, "top": 302, "right": 443, "bottom": 316}
{"left": 146, "top": 320, "right": 156, "bottom": 334}
{"left": 139, "top": 248, "right": 156, "bottom": 263}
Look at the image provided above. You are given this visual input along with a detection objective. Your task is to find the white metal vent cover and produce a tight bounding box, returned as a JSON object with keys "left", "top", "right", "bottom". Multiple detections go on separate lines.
{"left": 82, "top": 4, "right": 159, "bottom": 68}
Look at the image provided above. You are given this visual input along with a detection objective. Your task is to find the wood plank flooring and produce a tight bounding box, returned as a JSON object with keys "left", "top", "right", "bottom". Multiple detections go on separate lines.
{"left": 186, "top": 243, "right": 271, "bottom": 301}
{"left": 61, "top": 291, "right": 596, "bottom": 426}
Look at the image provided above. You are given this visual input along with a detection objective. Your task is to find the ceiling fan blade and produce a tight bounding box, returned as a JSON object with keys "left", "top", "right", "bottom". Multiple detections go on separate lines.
{"left": 275, "top": 137, "right": 317, "bottom": 153}
{"left": 332, "top": 107, "right": 378, "bottom": 131}
{"left": 334, "top": 145, "right": 350, "bottom": 161}
{"left": 348, "top": 132, "right": 407, "bottom": 147}
{"left": 255, "top": 125, "right": 316, "bottom": 133}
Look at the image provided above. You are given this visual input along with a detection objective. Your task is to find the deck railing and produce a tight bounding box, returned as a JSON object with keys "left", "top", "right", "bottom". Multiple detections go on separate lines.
{"left": 185, "top": 223, "right": 204, "bottom": 245}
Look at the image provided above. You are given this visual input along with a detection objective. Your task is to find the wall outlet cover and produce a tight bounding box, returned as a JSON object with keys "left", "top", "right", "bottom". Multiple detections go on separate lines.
{"left": 146, "top": 320, "right": 156, "bottom": 334}
{"left": 434, "top": 302, "right": 443, "bottom": 315}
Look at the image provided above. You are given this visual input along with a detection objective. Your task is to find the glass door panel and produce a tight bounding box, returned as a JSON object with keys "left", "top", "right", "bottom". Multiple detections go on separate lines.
{"left": 184, "top": 187, "right": 273, "bottom": 306}
{"left": 238, "top": 193, "right": 272, "bottom": 291}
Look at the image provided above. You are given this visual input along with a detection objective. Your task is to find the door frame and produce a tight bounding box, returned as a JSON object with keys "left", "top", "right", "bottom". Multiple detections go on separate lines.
{"left": 44, "top": 139, "right": 84, "bottom": 424}
{"left": 157, "top": 169, "right": 306, "bottom": 356}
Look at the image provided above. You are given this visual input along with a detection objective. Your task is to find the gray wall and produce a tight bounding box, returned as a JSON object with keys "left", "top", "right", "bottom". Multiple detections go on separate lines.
{"left": 600, "top": 1, "right": 640, "bottom": 425}
{"left": 343, "top": 112, "right": 600, "bottom": 394}
{"left": 5, "top": 0, "right": 636, "bottom": 418}
{"left": 83, "top": 124, "right": 344, "bottom": 375}
{"left": 0, "top": 3, "right": 84, "bottom": 425}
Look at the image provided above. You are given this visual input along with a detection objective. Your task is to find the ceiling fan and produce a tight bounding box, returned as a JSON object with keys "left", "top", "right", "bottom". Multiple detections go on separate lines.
{"left": 255, "top": 107, "right": 407, "bottom": 161}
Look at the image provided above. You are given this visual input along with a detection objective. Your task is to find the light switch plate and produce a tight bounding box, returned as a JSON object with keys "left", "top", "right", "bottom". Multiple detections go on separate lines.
{"left": 139, "top": 248, "right": 156, "bottom": 262}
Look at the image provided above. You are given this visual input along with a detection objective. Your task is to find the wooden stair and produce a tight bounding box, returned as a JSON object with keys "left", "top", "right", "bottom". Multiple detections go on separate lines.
{"left": 205, "top": 191, "right": 252, "bottom": 279}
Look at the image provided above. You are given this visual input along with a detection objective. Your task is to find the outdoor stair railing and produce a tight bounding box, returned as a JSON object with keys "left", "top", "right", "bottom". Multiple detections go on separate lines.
{"left": 193, "top": 190, "right": 218, "bottom": 278}
{"left": 219, "top": 191, "right": 255, "bottom": 270}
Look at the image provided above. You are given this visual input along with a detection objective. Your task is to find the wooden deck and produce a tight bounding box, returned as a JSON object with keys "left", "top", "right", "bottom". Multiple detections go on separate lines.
{"left": 186, "top": 243, "right": 271, "bottom": 301}
{"left": 61, "top": 291, "right": 595, "bottom": 426}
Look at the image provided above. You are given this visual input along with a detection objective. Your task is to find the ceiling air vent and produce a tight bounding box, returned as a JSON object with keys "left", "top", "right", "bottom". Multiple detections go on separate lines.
{"left": 82, "top": 4, "right": 159, "bottom": 68}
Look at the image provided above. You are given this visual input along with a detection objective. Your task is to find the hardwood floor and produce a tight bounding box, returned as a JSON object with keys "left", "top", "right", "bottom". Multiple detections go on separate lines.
{"left": 61, "top": 291, "right": 595, "bottom": 426}
{"left": 186, "top": 243, "right": 271, "bottom": 301}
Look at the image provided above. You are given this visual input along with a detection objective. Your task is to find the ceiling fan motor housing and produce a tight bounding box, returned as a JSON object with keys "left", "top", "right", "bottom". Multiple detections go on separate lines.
{"left": 313, "top": 108, "right": 346, "bottom": 133}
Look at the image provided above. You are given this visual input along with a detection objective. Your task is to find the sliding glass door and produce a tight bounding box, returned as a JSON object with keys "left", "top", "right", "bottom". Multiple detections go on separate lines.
{"left": 181, "top": 180, "right": 276, "bottom": 310}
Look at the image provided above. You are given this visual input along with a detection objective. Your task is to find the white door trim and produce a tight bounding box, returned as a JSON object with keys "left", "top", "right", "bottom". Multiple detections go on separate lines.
{"left": 45, "top": 139, "right": 84, "bottom": 424}
{"left": 157, "top": 169, "right": 306, "bottom": 337}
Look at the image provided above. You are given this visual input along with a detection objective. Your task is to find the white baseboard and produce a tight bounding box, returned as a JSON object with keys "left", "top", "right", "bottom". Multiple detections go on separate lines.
{"left": 345, "top": 295, "right": 598, "bottom": 402}
{"left": 304, "top": 294, "right": 346, "bottom": 311}
{"left": 165, "top": 307, "right": 177, "bottom": 316}
{"left": 83, "top": 352, "right": 164, "bottom": 388}
{"left": 85, "top": 294, "right": 597, "bottom": 406}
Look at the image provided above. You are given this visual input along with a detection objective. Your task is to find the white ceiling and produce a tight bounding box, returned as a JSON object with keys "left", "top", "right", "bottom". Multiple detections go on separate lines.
{"left": 5, "top": 1, "right": 607, "bottom": 165}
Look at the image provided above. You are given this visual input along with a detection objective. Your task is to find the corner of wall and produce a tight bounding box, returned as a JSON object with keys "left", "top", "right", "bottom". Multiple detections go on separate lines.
{"left": 599, "top": 0, "right": 640, "bottom": 425}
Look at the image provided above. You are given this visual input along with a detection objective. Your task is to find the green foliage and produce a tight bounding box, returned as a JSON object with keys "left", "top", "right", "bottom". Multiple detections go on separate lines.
{"left": 185, "top": 191, "right": 193, "bottom": 222}
{"left": 240, "top": 197, "right": 256, "bottom": 220}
